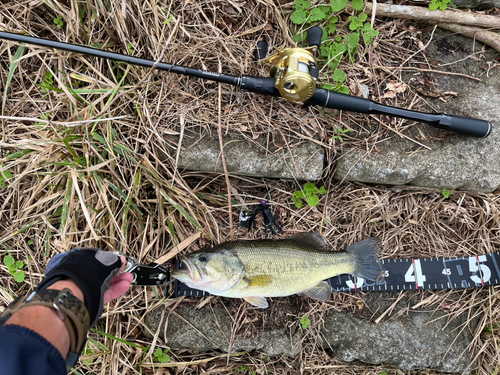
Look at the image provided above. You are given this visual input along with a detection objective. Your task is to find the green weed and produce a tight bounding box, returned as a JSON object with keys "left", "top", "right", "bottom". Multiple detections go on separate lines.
{"left": 234, "top": 365, "right": 256, "bottom": 374}
{"left": 485, "top": 323, "right": 500, "bottom": 334}
{"left": 53, "top": 15, "right": 64, "bottom": 29}
{"left": 3, "top": 252, "right": 25, "bottom": 283}
{"left": 5, "top": 149, "right": 34, "bottom": 161}
{"left": 442, "top": 188, "right": 452, "bottom": 199}
{"left": 153, "top": 347, "right": 170, "bottom": 363}
{"left": 163, "top": 13, "right": 174, "bottom": 25}
{"left": 429, "top": 0, "right": 453, "bottom": 11}
{"left": 292, "top": 182, "right": 327, "bottom": 209}
{"left": 127, "top": 43, "right": 134, "bottom": 55}
{"left": 332, "top": 126, "right": 350, "bottom": 142}
{"left": 2, "top": 44, "right": 26, "bottom": 120}
{"left": 300, "top": 315, "right": 311, "bottom": 329}
{"left": 82, "top": 347, "right": 95, "bottom": 366}
{"left": 0, "top": 170, "right": 13, "bottom": 189}
{"left": 39, "top": 71, "right": 57, "bottom": 93}
{"left": 92, "top": 328, "right": 149, "bottom": 350}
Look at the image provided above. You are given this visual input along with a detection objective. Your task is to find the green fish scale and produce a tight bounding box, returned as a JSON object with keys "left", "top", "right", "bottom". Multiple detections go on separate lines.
{"left": 219, "top": 239, "right": 355, "bottom": 298}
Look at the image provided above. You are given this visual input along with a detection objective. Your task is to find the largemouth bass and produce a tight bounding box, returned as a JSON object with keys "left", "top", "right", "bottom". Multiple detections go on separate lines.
{"left": 172, "top": 233, "right": 382, "bottom": 308}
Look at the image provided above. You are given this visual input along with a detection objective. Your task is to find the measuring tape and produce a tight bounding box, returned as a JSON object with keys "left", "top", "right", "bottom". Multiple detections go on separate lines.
{"left": 171, "top": 252, "right": 500, "bottom": 297}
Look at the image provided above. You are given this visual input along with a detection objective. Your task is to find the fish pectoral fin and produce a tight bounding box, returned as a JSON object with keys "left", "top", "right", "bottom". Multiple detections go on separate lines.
{"left": 244, "top": 296, "right": 269, "bottom": 308}
{"left": 302, "top": 281, "right": 331, "bottom": 302}
{"left": 246, "top": 275, "right": 273, "bottom": 287}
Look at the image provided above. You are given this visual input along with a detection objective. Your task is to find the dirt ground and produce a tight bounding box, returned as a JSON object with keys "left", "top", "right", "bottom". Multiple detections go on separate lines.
{"left": 0, "top": 1, "right": 499, "bottom": 374}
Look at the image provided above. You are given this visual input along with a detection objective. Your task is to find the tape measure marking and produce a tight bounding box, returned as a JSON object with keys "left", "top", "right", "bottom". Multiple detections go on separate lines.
{"left": 172, "top": 252, "right": 500, "bottom": 297}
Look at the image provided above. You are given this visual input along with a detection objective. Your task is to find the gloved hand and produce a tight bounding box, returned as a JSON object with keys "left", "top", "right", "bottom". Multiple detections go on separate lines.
{"left": 37, "top": 248, "right": 133, "bottom": 327}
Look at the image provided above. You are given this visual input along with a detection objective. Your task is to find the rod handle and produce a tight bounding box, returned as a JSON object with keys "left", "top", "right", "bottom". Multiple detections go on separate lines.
{"left": 306, "top": 89, "right": 493, "bottom": 138}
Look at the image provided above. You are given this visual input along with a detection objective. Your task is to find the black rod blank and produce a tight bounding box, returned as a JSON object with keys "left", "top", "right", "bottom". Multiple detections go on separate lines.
{"left": 0, "top": 31, "right": 241, "bottom": 86}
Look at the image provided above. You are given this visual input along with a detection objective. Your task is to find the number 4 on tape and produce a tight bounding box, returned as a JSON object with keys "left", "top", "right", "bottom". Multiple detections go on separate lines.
{"left": 405, "top": 259, "right": 426, "bottom": 288}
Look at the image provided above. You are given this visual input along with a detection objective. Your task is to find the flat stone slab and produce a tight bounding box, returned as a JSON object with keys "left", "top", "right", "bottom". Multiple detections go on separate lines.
{"left": 334, "top": 28, "right": 500, "bottom": 192}
{"left": 157, "top": 129, "right": 324, "bottom": 181}
{"left": 144, "top": 304, "right": 302, "bottom": 356}
{"left": 321, "top": 292, "right": 477, "bottom": 373}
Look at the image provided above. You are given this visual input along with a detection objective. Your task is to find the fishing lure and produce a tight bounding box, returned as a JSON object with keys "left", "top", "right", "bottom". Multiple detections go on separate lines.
{"left": 239, "top": 200, "right": 283, "bottom": 237}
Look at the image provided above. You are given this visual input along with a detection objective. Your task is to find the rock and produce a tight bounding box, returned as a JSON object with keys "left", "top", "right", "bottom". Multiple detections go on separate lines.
{"left": 452, "top": 0, "right": 500, "bottom": 9}
{"left": 156, "top": 128, "right": 324, "bottom": 181}
{"left": 321, "top": 292, "right": 477, "bottom": 373}
{"left": 144, "top": 304, "right": 302, "bottom": 356}
{"left": 334, "top": 28, "right": 500, "bottom": 192}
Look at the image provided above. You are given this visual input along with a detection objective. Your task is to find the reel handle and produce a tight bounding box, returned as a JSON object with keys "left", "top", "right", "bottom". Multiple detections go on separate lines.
{"left": 254, "top": 40, "right": 268, "bottom": 61}
{"left": 307, "top": 26, "right": 323, "bottom": 50}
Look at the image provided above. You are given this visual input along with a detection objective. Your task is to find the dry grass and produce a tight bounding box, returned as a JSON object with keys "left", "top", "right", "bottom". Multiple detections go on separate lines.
{"left": 0, "top": 1, "right": 499, "bottom": 374}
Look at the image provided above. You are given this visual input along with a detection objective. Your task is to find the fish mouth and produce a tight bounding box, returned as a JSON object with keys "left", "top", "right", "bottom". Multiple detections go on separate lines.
{"left": 173, "top": 256, "right": 200, "bottom": 281}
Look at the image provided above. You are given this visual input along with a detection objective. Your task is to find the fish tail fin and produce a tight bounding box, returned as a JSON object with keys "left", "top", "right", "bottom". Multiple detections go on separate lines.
{"left": 346, "top": 237, "right": 383, "bottom": 281}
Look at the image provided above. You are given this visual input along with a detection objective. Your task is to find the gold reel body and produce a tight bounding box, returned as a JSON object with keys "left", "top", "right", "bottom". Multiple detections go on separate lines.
{"left": 266, "top": 47, "right": 318, "bottom": 102}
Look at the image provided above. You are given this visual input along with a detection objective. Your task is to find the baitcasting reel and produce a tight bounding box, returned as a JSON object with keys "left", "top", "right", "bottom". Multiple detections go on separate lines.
{"left": 253, "top": 27, "right": 322, "bottom": 102}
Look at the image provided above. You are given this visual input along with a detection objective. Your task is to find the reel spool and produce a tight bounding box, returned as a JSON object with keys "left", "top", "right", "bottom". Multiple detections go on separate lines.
{"left": 255, "top": 26, "right": 322, "bottom": 102}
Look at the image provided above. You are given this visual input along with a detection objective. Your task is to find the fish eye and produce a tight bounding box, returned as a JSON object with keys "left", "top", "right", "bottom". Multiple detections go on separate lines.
{"left": 199, "top": 254, "right": 208, "bottom": 262}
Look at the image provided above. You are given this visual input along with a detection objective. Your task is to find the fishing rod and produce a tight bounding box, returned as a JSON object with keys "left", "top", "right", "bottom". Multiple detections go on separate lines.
{"left": 0, "top": 27, "right": 492, "bottom": 137}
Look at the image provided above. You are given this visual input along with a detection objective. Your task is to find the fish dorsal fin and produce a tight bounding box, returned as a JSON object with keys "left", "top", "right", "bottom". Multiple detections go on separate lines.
{"left": 302, "top": 281, "right": 331, "bottom": 302}
{"left": 244, "top": 296, "right": 269, "bottom": 308}
{"left": 246, "top": 275, "right": 273, "bottom": 287}
{"left": 290, "top": 232, "right": 326, "bottom": 250}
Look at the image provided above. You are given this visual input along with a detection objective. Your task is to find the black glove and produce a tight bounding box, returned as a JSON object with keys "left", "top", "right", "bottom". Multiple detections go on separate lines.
{"left": 37, "top": 248, "right": 122, "bottom": 327}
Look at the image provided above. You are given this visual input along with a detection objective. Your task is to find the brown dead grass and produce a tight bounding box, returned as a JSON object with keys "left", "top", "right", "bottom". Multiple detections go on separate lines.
{"left": 0, "top": 0, "right": 499, "bottom": 374}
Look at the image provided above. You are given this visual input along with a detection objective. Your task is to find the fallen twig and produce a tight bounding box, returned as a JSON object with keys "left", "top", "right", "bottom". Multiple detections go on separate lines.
{"left": 436, "top": 22, "right": 500, "bottom": 52}
{"left": 361, "top": 2, "right": 500, "bottom": 29}
{"left": 357, "top": 2, "right": 500, "bottom": 53}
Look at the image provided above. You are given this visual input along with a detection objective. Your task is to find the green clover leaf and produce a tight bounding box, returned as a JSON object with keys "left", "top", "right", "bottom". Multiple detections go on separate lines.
{"left": 332, "top": 69, "right": 346, "bottom": 83}
{"left": 307, "top": 194, "right": 320, "bottom": 207}
{"left": 300, "top": 315, "right": 311, "bottom": 329}
{"left": 13, "top": 270, "right": 25, "bottom": 283}
{"left": 3, "top": 254, "right": 15, "bottom": 267}
{"left": 331, "top": 0, "right": 348, "bottom": 12}
{"left": 291, "top": 10, "right": 308, "bottom": 24}
{"left": 294, "top": 191, "right": 305, "bottom": 199}
{"left": 351, "top": 0, "right": 364, "bottom": 11}
{"left": 309, "top": 7, "right": 327, "bottom": 22}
